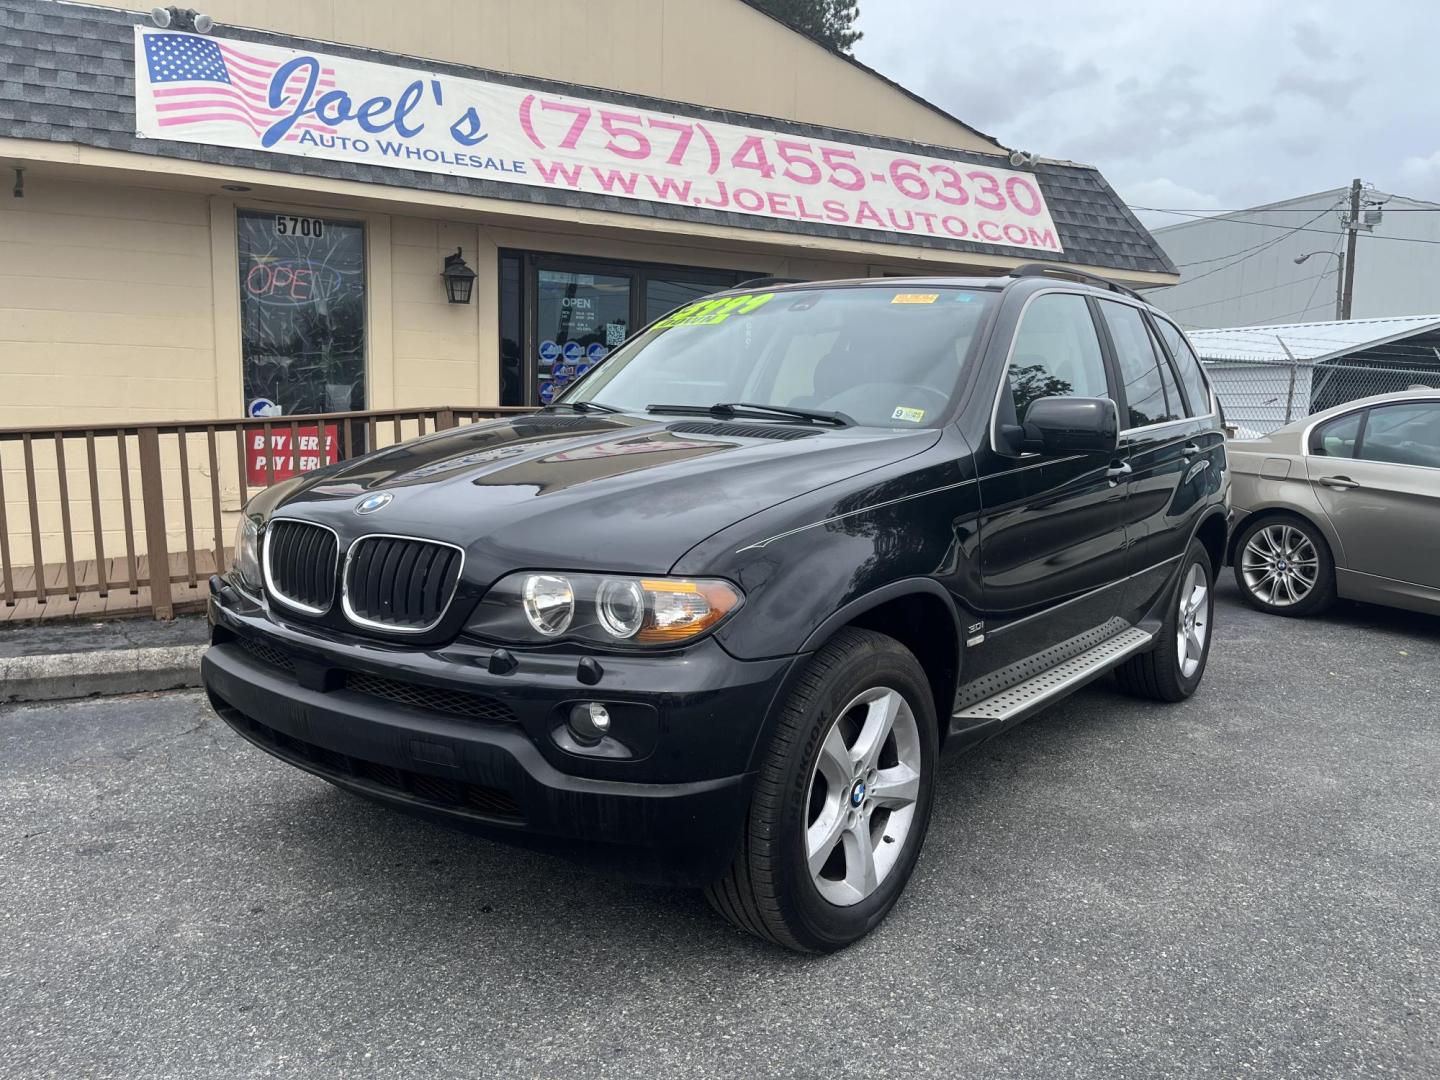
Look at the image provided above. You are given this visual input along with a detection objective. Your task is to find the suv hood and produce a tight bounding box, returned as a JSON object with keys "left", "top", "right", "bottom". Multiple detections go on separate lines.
{"left": 270, "top": 413, "right": 939, "bottom": 582}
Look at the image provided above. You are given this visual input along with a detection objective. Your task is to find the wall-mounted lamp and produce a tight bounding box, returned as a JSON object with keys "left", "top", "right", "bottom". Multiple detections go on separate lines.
{"left": 442, "top": 248, "right": 477, "bottom": 305}
{"left": 12, "top": 168, "right": 23, "bottom": 199}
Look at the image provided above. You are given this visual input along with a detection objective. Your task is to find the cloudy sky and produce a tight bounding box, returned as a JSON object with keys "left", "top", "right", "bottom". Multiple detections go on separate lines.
{"left": 853, "top": 0, "right": 1440, "bottom": 226}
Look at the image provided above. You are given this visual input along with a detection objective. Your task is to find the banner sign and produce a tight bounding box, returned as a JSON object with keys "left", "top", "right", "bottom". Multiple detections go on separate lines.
{"left": 133, "top": 28, "right": 1063, "bottom": 253}
{"left": 245, "top": 424, "right": 338, "bottom": 485}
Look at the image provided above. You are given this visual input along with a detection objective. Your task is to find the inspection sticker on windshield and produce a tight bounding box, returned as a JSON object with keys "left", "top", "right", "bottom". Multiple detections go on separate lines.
{"left": 891, "top": 293, "right": 939, "bottom": 304}
{"left": 892, "top": 406, "right": 926, "bottom": 423}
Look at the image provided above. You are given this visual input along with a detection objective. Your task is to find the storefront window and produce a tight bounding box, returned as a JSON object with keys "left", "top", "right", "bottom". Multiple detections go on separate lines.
{"left": 535, "top": 269, "right": 631, "bottom": 405}
{"left": 505, "top": 252, "right": 755, "bottom": 406}
{"left": 237, "top": 210, "right": 366, "bottom": 417}
{"left": 645, "top": 276, "right": 737, "bottom": 323}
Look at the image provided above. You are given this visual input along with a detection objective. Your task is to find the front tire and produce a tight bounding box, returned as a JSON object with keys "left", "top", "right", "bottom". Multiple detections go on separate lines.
{"left": 1115, "top": 539, "right": 1215, "bottom": 702}
{"left": 705, "top": 628, "right": 938, "bottom": 953}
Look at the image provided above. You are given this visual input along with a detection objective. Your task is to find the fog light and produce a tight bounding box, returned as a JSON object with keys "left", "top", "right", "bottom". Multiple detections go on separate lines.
{"left": 568, "top": 701, "right": 611, "bottom": 744}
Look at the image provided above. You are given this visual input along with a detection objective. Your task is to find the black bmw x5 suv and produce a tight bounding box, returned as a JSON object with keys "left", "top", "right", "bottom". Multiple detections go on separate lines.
{"left": 204, "top": 264, "right": 1229, "bottom": 952}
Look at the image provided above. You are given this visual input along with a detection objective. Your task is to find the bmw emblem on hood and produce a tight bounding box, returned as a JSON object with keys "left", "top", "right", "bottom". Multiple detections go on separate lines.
{"left": 355, "top": 491, "right": 393, "bottom": 515}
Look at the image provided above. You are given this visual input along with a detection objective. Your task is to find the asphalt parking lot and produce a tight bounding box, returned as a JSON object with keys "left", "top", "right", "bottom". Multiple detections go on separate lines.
{"left": 2, "top": 580, "right": 1436, "bottom": 1079}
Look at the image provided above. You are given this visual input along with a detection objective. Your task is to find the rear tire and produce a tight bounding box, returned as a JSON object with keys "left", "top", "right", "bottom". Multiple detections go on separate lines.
{"left": 1115, "top": 539, "right": 1214, "bottom": 702}
{"left": 705, "top": 628, "right": 938, "bottom": 953}
{"left": 1232, "top": 514, "right": 1336, "bottom": 617}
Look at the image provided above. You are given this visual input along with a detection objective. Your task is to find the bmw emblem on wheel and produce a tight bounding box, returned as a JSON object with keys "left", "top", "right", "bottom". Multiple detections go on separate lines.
{"left": 355, "top": 491, "right": 393, "bottom": 515}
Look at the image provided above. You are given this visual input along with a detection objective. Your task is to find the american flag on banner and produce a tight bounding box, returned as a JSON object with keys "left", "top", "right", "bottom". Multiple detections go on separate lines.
{"left": 140, "top": 32, "right": 338, "bottom": 142}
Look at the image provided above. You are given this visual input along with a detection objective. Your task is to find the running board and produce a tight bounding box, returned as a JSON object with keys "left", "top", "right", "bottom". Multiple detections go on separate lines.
{"left": 952, "top": 627, "right": 1154, "bottom": 725}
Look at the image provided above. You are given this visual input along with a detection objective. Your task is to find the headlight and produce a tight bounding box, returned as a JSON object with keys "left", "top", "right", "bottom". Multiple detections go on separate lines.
{"left": 595, "top": 577, "right": 646, "bottom": 638}
{"left": 522, "top": 574, "right": 575, "bottom": 637}
{"left": 468, "top": 571, "right": 742, "bottom": 648}
{"left": 230, "top": 514, "right": 262, "bottom": 593}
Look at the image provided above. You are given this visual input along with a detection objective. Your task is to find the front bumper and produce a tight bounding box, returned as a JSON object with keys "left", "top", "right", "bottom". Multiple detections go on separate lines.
{"left": 203, "top": 578, "right": 796, "bottom": 886}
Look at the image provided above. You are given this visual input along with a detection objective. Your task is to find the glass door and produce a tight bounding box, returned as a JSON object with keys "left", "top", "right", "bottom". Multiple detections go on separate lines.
{"left": 531, "top": 263, "right": 635, "bottom": 405}
{"left": 514, "top": 252, "right": 756, "bottom": 406}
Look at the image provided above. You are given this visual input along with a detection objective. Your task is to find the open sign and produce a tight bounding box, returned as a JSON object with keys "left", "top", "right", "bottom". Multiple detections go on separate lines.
{"left": 244, "top": 259, "right": 345, "bottom": 307}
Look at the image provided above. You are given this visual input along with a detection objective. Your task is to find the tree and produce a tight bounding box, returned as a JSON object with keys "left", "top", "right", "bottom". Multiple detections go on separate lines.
{"left": 749, "top": 0, "right": 862, "bottom": 53}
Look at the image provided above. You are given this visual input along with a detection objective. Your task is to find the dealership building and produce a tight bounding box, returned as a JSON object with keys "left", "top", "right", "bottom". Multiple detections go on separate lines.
{"left": 0, "top": 0, "right": 1181, "bottom": 618}
{"left": 1, "top": 0, "right": 1176, "bottom": 427}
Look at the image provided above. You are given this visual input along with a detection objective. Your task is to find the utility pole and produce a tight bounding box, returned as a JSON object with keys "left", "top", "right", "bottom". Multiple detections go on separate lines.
{"left": 1340, "top": 177, "right": 1361, "bottom": 320}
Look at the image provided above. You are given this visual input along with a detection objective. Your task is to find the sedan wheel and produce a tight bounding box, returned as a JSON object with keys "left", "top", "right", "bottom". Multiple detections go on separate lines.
{"left": 805, "top": 686, "right": 922, "bottom": 907}
{"left": 1232, "top": 515, "right": 1336, "bottom": 618}
{"left": 1240, "top": 523, "right": 1319, "bottom": 607}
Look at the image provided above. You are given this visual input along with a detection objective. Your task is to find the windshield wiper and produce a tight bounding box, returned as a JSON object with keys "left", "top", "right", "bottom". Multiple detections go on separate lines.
{"left": 543, "top": 400, "right": 620, "bottom": 414}
{"left": 645, "top": 402, "right": 853, "bottom": 427}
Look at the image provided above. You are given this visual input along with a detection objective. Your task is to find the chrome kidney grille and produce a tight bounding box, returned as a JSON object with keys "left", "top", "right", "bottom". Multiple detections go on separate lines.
{"left": 263, "top": 520, "right": 339, "bottom": 614}
{"left": 343, "top": 536, "right": 464, "bottom": 633}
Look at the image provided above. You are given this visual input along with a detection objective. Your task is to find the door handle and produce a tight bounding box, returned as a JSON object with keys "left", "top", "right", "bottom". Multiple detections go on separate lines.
{"left": 1105, "top": 460, "right": 1133, "bottom": 483}
{"left": 1182, "top": 442, "right": 1201, "bottom": 458}
{"left": 1318, "top": 475, "right": 1360, "bottom": 490}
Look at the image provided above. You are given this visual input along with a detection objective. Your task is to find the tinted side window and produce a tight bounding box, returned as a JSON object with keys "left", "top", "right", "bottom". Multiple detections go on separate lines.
{"left": 1149, "top": 327, "right": 1185, "bottom": 423}
{"left": 1309, "top": 411, "right": 1362, "bottom": 457}
{"left": 1006, "top": 293, "right": 1109, "bottom": 420}
{"left": 1099, "top": 300, "right": 1179, "bottom": 427}
{"left": 1155, "top": 318, "right": 1212, "bottom": 417}
{"left": 1357, "top": 403, "right": 1440, "bottom": 469}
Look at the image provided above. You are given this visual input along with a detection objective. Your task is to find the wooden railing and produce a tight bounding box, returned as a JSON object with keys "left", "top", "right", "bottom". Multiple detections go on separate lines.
{"left": 0, "top": 406, "right": 534, "bottom": 622}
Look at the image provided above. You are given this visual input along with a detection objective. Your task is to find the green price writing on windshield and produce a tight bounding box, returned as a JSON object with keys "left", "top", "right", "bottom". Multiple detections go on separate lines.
{"left": 654, "top": 292, "right": 776, "bottom": 329}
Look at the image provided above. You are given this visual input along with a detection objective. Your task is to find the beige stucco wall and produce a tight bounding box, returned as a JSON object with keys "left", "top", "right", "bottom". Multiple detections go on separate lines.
{"left": 0, "top": 177, "right": 218, "bottom": 429}
{"left": 391, "top": 216, "right": 492, "bottom": 408}
{"left": 81, "top": 0, "right": 1000, "bottom": 153}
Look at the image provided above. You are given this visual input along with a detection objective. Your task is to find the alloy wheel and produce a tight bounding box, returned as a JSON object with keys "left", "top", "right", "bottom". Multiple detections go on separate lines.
{"left": 1175, "top": 561, "right": 1210, "bottom": 678}
{"left": 805, "top": 686, "right": 922, "bottom": 907}
{"left": 1241, "top": 524, "right": 1319, "bottom": 608}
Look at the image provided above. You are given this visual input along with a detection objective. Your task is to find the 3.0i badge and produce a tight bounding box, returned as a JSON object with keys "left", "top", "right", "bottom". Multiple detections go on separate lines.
{"left": 355, "top": 491, "right": 393, "bottom": 515}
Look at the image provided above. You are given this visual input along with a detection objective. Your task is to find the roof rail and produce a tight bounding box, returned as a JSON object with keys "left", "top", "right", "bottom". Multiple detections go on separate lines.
{"left": 1008, "top": 263, "right": 1144, "bottom": 302}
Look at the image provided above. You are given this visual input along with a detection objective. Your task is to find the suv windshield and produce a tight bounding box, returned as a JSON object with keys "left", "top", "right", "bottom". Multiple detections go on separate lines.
{"left": 564, "top": 285, "right": 996, "bottom": 428}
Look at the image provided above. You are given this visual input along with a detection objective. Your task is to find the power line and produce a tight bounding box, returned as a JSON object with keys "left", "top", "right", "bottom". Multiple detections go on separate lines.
{"left": 1139, "top": 206, "right": 1440, "bottom": 247}
{"left": 1135, "top": 204, "right": 1433, "bottom": 214}
{"left": 1246, "top": 303, "right": 1327, "bottom": 324}
{"left": 1221, "top": 276, "right": 1336, "bottom": 328}
{"left": 1172, "top": 230, "right": 1332, "bottom": 269}
{"left": 1168, "top": 202, "right": 1344, "bottom": 288}
{"left": 1163, "top": 268, "right": 1337, "bottom": 315}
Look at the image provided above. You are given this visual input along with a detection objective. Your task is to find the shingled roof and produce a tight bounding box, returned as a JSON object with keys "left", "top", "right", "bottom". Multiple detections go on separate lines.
{"left": 0, "top": 0, "right": 1176, "bottom": 276}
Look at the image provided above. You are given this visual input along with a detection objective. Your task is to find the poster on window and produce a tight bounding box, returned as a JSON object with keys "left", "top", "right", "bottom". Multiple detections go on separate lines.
{"left": 134, "top": 28, "right": 1062, "bottom": 254}
{"left": 237, "top": 210, "right": 366, "bottom": 419}
{"left": 244, "top": 424, "right": 339, "bottom": 486}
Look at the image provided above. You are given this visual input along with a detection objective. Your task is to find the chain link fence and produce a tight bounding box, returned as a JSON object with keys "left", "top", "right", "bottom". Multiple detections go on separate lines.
{"left": 1202, "top": 358, "right": 1440, "bottom": 438}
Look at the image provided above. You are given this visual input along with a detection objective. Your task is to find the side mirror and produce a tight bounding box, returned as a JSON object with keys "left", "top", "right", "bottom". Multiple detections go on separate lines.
{"left": 1017, "top": 396, "right": 1118, "bottom": 455}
